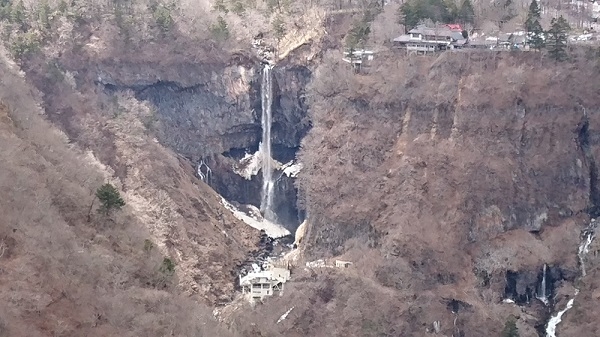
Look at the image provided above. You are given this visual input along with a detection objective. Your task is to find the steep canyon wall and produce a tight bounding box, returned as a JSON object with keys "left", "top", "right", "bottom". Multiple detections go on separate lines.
{"left": 294, "top": 51, "right": 600, "bottom": 335}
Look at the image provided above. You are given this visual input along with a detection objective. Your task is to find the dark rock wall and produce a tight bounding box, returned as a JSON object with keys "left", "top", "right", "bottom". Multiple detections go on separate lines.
{"left": 96, "top": 62, "right": 312, "bottom": 232}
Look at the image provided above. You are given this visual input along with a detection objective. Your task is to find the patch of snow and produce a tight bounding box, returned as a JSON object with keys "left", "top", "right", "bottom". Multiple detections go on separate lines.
{"left": 294, "top": 219, "right": 308, "bottom": 247}
{"left": 220, "top": 198, "right": 290, "bottom": 238}
{"left": 306, "top": 259, "right": 326, "bottom": 268}
{"left": 281, "top": 161, "right": 303, "bottom": 178}
{"left": 546, "top": 293, "right": 577, "bottom": 337}
{"left": 579, "top": 34, "right": 593, "bottom": 41}
{"left": 233, "top": 151, "right": 262, "bottom": 180}
{"left": 282, "top": 248, "right": 301, "bottom": 263}
{"left": 277, "top": 307, "right": 294, "bottom": 324}
{"left": 233, "top": 150, "right": 295, "bottom": 179}
{"left": 533, "top": 212, "right": 548, "bottom": 230}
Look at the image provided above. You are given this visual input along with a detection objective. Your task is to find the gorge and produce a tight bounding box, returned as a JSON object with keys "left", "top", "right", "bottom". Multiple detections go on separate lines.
{"left": 33, "top": 49, "right": 600, "bottom": 336}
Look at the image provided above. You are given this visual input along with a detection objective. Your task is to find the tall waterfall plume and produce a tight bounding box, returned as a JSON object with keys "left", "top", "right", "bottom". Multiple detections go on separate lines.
{"left": 260, "top": 64, "right": 276, "bottom": 222}
{"left": 537, "top": 263, "right": 549, "bottom": 305}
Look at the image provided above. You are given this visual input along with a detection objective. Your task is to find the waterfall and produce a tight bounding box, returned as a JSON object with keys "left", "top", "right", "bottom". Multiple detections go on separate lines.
{"left": 546, "top": 291, "right": 578, "bottom": 337}
{"left": 537, "top": 264, "right": 549, "bottom": 305}
{"left": 260, "top": 64, "right": 276, "bottom": 222}
{"left": 578, "top": 219, "right": 597, "bottom": 277}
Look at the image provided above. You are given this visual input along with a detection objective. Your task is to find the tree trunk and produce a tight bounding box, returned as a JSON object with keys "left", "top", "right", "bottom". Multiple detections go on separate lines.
{"left": 87, "top": 195, "right": 96, "bottom": 222}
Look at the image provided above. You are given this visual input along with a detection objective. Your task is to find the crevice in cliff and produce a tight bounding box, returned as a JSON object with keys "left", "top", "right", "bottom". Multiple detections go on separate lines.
{"left": 576, "top": 114, "right": 600, "bottom": 217}
{"left": 99, "top": 79, "right": 206, "bottom": 95}
{"left": 503, "top": 265, "right": 574, "bottom": 306}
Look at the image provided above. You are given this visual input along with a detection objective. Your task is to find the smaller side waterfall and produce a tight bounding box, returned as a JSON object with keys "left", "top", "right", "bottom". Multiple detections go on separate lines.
{"left": 197, "top": 159, "right": 212, "bottom": 185}
{"left": 578, "top": 218, "right": 597, "bottom": 276}
{"left": 546, "top": 291, "right": 578, "bottom": 337}
{"left": 537, "top": 264, "right": 549, "bottom": 305}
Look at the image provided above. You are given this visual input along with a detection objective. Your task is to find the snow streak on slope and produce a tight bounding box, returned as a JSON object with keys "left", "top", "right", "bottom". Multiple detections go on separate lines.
{"left": 220, "top": 197, "right": 290, "bottom": 238}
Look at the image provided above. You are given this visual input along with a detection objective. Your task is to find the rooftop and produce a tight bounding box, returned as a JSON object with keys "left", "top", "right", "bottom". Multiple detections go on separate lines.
{"left": 393, "top": 24, "right": 466, "bottom": 43}
{"left": 239, "top": 266, "right": 291, "bottom": 286}
{"left": 409, "top": 25, "right": 454, "bottom": 37}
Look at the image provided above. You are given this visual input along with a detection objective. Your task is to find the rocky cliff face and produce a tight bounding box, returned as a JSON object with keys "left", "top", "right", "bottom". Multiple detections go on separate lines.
{"left": 92, "top": 60, "right": 311, "bottom": 229}
{"left": 293, "top": 52, "right": 600, "bottom": 335}
{"left": 93, "top": 61, "right": 311, "bottom": 158}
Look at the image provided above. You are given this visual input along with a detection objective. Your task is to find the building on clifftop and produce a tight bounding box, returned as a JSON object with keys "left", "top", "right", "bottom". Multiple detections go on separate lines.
{"left": 393, "top": 24, "right": 467, "bottom": 54}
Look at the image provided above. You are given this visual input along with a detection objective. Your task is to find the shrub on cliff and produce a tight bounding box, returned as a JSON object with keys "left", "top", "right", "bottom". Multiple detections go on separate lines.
{"left": 152, "top": 4, "right": 174, "bottom": 33}
{"left": 210, "top": 15, "right": 230, "bottom": 40}
{"left": 8, "top": 31, "right": 40, "bottom": 60}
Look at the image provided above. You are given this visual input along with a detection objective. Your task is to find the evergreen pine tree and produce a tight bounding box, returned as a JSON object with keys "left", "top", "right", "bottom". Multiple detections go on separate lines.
{"left": 458, "top": 0, "right": 475, "bottom": 24}
{"left": 96, "top": 183, "right": 126, "bottom": 215}
{"left": 11, "top": 0, "right": 26, "bottom": 29}
{"left": 525, "top": 0, "right": 544, "bottom": 50}
{"left": 501, "top": 317, "right": 519, "bottom": 337}
{"left": 0, "top": 0, "right": 11, "bottom": 21}
{"left": 346, "top": 14, "right": 371, "bottom": 49}
{"left": 397, "top": 0, "right": 454, "bottom": 30}
{"left": 58, "top": 0, "right": 68, "bottom": 14}
{"left": 525, "top": 0, "right": 541, "bottom": 31}
{"left": 502, "top": 0, "right": 517, "bottom": 22}
{"left": 546, "top": 15, "right": 570, "bottom": 61}
{"left": 210, "top": 15, "right": 230, "bottom": 40}
{"left": 398, "top": 2, "right": 419, "bottom": 30}
{"left": 212, "top": 0, "right": 229, "bottom": 13}
{"left": 38, "top": 0, "right": 51, "bottom": 30}
{"left": 528, "top": 20, "right": 545, "bottom": 50}
{"left": 272, "top": 14, "right": 286, "bottom": 42}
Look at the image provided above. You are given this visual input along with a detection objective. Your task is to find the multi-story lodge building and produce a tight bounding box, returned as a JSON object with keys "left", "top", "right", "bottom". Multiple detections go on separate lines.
{"left": 393, "top": 24, "right": 467, "bottom": 54}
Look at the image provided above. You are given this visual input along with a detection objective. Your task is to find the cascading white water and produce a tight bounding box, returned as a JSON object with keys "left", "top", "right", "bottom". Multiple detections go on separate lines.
{"left": 260, "top": 64, "right": 276, "bottom": 222}
{"left": 546, "top": 291, "right": 578, "bottom": 337}
{"left": 544, "top": 219, "right": 597, "bottom": 336}
{"left": 537, "top": 263, "right": 549, "bottom": 305}
{"left": 578, "top": 219, "right": 597, "bottom": 277}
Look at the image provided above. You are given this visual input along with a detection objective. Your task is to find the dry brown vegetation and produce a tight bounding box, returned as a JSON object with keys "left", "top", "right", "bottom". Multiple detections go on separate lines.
{"left": 293, "top": 50, "right": 600, "bottom": 335}
{"left": 0, "top": 47, "right": 241, "bottom": 336}
{"left": 18, "top": 45, "right": 261, "bottom": 303}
